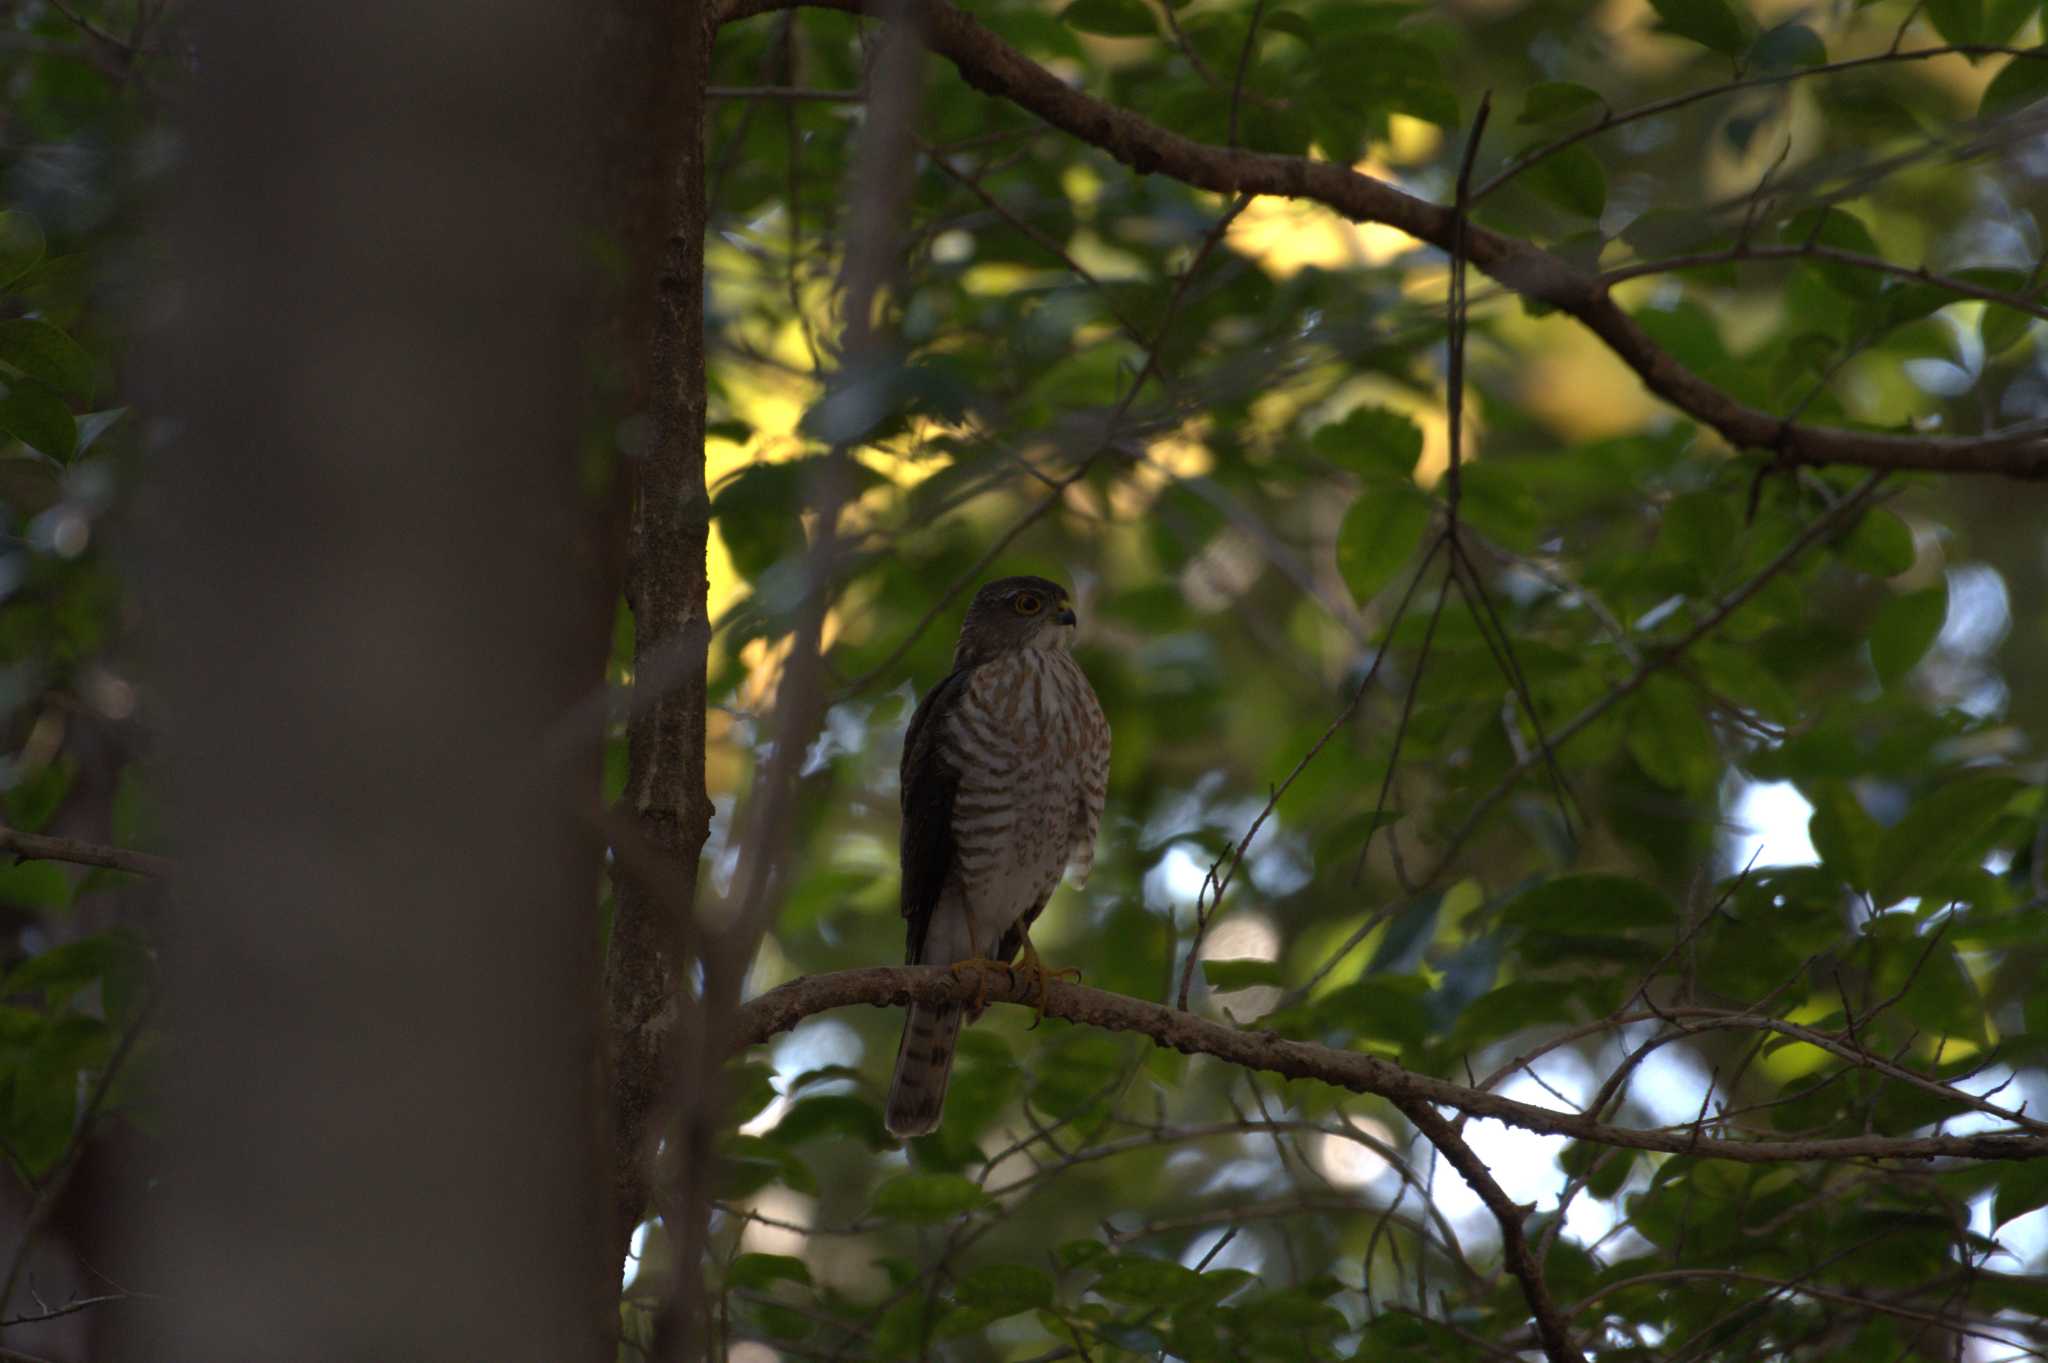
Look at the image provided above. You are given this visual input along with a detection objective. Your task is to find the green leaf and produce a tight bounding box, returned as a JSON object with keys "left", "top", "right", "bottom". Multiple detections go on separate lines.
{"left": 1336, "top": 487, "right": 1432, "bottom": 605}
{"left": 0, "top": 212, "right": 44, "bottom": 290}
{"left": 1627, "top": 677, "right": 1718, "bottom": 791}
{"left": 1633, "top": 300, "right": 1728, "bottom": 373}
{"left": 1056, "top": 1238, "right": 1109, "bottom": 1269}
{"left": 1312, "top": 977, "right": 1430, "bottom": 1049}
{"left": 1060, "top": 0, "right": 1155, "bottom": 37}
{"left": 0, "top": 862, "right": 73, "bottom": 913}
{"left": 874, "top": 1296, "right": 942, "bottom": 1361}
{"left": 1839, "top": 506, "right": 1916, "bottom": 577}
{"left": 1870, "top": 585, "right": 1947, "bottom": 685}
{"left": 1501, "top": 874, "right": 1677, "bottom": 934}
{"left": 1870, "top": 776, "right": 2027, "bottom": 906}
{"left": 1661, "top": 490, "right": 1738, "bottom": 589}
{"left": 1312, "top": 406, "right": 1424, "bottom": 483}
{"left": 1925, "top": 0, "right": 1982, "bottom": 46}
{"left": 1519, "top": 143, "right": 1607, "bottom": 218}
{"left": 1994, "top": 1161, "right": 2048, "bottom": 1228}
{"left": 1202, "top": 957, "right": 1286, "bottom": 991}
{"left": 726, "top": 1060, "right": 777, "bottom": 1125}
{"left": 1518, "top": 81, "right": 1606, "bottom": 125}
{"left": 727, "top": 1252, "right": 812, "bottom": 1290}
{"left": 4, "top": 758, "right": 74, "bottom": 835}
{"left": 0, "top": 321, "right": 94, "bottom": 401}
{"left": 1807, "top": 782, "right": 1880, "bottom": 890}
{"left": 11, "top": 1014, "right": 113, "bottom": 1172}
{"left": 1305, "top": 35, "right": 1460, "bottom": 128}
{"left": 1454, "top": 980, "right": 1579, "bottom": 1042}
{"left": 1898, "top": 939, "right": 1986, "bottom": 1041}
{"left": 1980, "top": 300, "right": 2036, "bottom": 356}
{"left": 770, "top": 1093, "right": 892, "bottom": 1149}
{"left": 955, "top": 1264, "right": 1053, "bottom": 1316}
{"left": 719, "top": 1134, "right": 816, "bottom": 1198}
{"left": 1780, "top": 208, "right": 1882, "bottom": 296}
{"left": 711, "top": 460, "right": 807, "bottom": 583}
{"left": 0, "top": 934, "right": 144, "bottom": 1002}
{"left": 0, "top": 380, "right": 75, "bottom": 461}
{"left": 1980, "top": 47, "right": 2048, "bottom": 119}
{"left": 869, "top": 1171, "right": 991, "bottom": 1223}
{"left": 1093, "top": 1254, "right": 1209, "bottom": 1306}
{"left": 1984, "top": 0, "right": 2036, "bottom": 45}
{"left": 1748, "top": 22, "right": 1825, "bottom": 70}
{"left": 1647, "top": 0, "right": 1750, "bottom": 53}
{"left": 1262, "top": 11, "right": 1313, "bottom": 42}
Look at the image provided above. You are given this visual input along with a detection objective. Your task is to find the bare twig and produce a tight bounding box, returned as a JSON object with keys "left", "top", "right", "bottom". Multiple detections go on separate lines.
{"left": 0, "top": 987, "right": 157, "bottom": 1314}
{"left": 708, "top": 84, "right": 866, "bottom": 101}
{"left": 0, "top": 1291, "right": 133, "bottom": 1327}
{"left": 1475, "top": 44, "right": 2048, "bottom": 201}
{"left": 1177, "top": 527, "right": 1449, "bottom": 1009}
{"left": 1602, "top": 242, "right": 2048, "bottom": 325}
{"left": 1419, "top": 472, "right": 1888, "bottom": 883}
{"left": 837, "top": 191, "right": 1249, "bottom": 699}
{"left": 1397, "top": 1098, "right": 1588, "bottom": 1363}
{"left": 0, "top": 826, "right": 172, "bottom": 880}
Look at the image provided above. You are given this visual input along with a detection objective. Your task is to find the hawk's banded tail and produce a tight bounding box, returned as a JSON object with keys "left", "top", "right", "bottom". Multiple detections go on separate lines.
{"left": 885, "top": 1001, "right": 961, "bottom": 1138}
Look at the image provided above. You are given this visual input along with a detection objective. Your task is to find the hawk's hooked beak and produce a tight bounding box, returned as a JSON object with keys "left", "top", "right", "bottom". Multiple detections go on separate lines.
{"left": 1056, "top": 606, "right": 1077, "bottom": 627}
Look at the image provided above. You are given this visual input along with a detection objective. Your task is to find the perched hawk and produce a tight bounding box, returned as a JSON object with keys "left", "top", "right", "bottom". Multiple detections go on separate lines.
{"left": 885, "top": 576, "right": 1110, "bottom": 1138}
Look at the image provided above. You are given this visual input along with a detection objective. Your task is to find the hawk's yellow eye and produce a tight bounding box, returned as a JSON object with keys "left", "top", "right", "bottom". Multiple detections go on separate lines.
{"left": 1013, "top": 592, "right": 1042, "bottom": 615}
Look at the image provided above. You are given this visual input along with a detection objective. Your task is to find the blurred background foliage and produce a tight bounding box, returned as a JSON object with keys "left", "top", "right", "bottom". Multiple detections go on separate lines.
{"left": 0, "top": 0, "right": 2045, "bottom": 1357}
{"left": 0, "top": 4, "right": 160, "bottom": 1344}
{"left": 677, "top": 0, "right": 2048, "bottom": 1358}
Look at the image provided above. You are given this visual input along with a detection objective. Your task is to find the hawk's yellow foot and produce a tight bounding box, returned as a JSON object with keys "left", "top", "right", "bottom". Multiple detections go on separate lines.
{"left": 1009, "top": 939, "right": 1082, "bottom": 1028}
{"left": 947, "top": 957, "right": 1013, "bottom": 1014}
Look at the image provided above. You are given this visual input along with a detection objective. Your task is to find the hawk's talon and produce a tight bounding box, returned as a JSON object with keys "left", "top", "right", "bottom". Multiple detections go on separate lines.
{"left": 947, "top": 957, "right": 1012, "bottom": 1014}
{"left": 1010, "top": 940, "right": 1081, "bottom": 1029}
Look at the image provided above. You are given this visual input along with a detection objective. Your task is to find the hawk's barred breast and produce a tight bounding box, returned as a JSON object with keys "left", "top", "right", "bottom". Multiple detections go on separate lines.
{"left": 941, "top": 646, "right": 1106, "bottom": 956}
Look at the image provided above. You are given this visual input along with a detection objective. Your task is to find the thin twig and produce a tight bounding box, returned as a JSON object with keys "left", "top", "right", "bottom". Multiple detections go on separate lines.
{"left": 708, "top": 84, "right": 867, "bottom": 101}
{"left": 1603, "top": 242, "right": 2048, "bottom": 324}
{"left": 1397, "top": 1099, "right": 1588, "bottom": 1363}
{"left": 1419, "top": 472, "right": 1888, "bottom": 884}
{"left": 1474, "top": 43, "right": 2048, "bottom": 201}
{"left": 0, "top": 827, "right": 172, "bottom": 880}
{"left": 838, "top": 193, "right": 1250, "bottom": 699}
{"left": 0, "top": 987, "right": 158, "bottom": 1313}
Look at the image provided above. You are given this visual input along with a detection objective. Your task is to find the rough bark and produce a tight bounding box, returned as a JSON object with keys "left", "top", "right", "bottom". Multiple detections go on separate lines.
{"left": 601, "top": 0, "right": 718, "bottom": 1300}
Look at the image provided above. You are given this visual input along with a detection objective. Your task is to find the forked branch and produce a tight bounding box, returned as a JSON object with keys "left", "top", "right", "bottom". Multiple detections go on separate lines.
{"left": 733, "top": 967, "right": 2048, "bottom": 1165}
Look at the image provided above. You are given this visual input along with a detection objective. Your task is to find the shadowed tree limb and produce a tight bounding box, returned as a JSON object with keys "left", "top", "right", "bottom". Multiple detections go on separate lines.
{"left": 714, "top": 0, "right": 2048, "bottom": 480}
{"left": 0, "top": 827, "right": 172, "bottom": 879}
{"left": 732, "top": 967, "right": 2048, "bottom": 1165}
{"left": 1395, "top": 1097, "right": 1588, "bottom": 1363}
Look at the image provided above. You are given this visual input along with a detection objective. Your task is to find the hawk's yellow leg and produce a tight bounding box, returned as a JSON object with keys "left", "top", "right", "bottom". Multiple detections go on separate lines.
{"left": 946, "top": 957, "right": 1013, "bottom": 1013}
{"left": 1009, "top": 936, "right": 1082, "bottom": 1028}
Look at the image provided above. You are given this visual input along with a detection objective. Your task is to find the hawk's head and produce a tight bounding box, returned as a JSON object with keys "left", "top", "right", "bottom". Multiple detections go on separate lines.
{"left": 955, "top": 575, "right": 1078, "bottom": 666}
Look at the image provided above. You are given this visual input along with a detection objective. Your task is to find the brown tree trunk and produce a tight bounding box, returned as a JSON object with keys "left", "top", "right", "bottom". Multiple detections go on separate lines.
{"left": 599, "top": 0, "right": 718, "bottom": 1306}
{"left": 130, "top": 1, "right": 616, "bottom": 1358}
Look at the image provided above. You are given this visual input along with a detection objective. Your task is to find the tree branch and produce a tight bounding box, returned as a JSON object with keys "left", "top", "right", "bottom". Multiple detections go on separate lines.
{"left": 732, "top": 967, "right": 2048, "bottom": 1165}
{"left": 0, "top": 826, "right": 172, "bottom": 879}
{"left": 714, "top": 0, "right": 2048, "bottom": 479}
{"left": 1396, "top": 1098, "right": 1587, "bottom": 1363}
